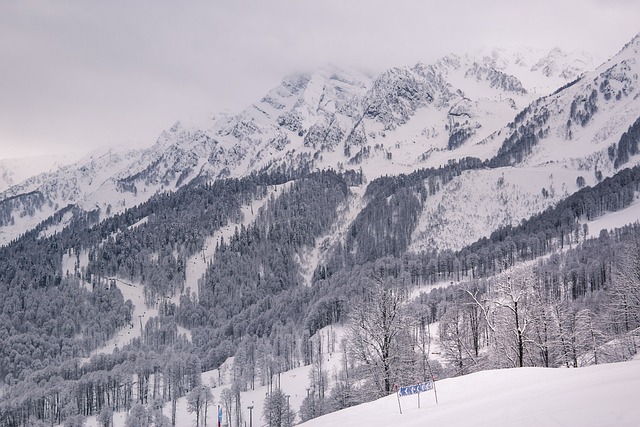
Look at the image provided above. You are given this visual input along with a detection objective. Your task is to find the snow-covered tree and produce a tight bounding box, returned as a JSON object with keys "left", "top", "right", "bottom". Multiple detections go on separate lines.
{"left": 125, "top": 404, "right": 152, "bottom": 427}
{"left": 263, "top": 388, "right": 295, "bottom": 427}
{"left": 187, "top": 385, "right": 213, "bottom": 427}
{"left": 439, "top": 301, "right": 471, "bottom": 375}
{"left": 347, "top": 277, "right": 408, "bottom": 397}
{"left": 610, "top": 239, "right": 640, "bottom": 333}
{"left": 575, "top": 308, "right": 607, "bottom": 365}
{"left": 97, "top": 406, "right": 113, "bottom": 427}
{"left": 465, "top": 272, "right": 534, "bottom": 368}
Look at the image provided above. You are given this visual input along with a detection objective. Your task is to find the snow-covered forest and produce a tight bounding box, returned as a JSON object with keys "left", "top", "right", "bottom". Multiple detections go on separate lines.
{"left": 2, "top": 163, "right": 640, "bottom": 426}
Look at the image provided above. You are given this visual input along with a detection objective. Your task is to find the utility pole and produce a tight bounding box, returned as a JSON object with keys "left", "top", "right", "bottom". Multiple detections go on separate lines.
{"left": 285, "top": 395, "right": 290, "bottom": 427}
{"left": 247, "top": 404, "right": 254, "bottom": 427}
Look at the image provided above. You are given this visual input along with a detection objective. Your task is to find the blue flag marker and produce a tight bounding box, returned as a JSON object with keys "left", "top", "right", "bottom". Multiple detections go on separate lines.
{"left": 398, "top": 380, "right": 433, "bottom": 396}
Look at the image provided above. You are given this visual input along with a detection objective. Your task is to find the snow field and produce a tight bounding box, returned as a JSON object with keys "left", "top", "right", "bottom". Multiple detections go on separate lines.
{"left": 296, "top": 184, "right": 367, "bottom": 286}
{"left": 584, "top": 196, "right": 640, "bottom": 238}
{"left": 299, "top": 357, "right": 640, "bottom": 427}
{"left": 409, "top": 164, "right": 584, "bottom": 252}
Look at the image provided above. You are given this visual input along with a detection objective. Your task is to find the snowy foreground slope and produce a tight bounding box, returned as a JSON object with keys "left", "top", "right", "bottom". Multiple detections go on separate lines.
{"left": 300, "top": 357, "right": 640, "bottom": 427}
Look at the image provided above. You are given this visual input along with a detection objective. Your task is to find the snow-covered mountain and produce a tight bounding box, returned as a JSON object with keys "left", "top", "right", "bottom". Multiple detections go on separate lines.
{"left": 0, "top": 41, "right": 629, "bottom": 248}
{"left": 410, "top": 33, "right": 640, "bottom": 251}
{"left": 0, "top": 153, "right": 82, "bottom": 193}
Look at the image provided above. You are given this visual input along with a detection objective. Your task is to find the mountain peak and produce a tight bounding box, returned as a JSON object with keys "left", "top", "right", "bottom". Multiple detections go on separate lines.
{"left": 618, "top": 31, "right": 640, "bottom": 57}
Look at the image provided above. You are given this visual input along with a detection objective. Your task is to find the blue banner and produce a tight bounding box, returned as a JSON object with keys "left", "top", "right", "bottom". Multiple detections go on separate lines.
{"left": 398, "top": 381, "right": 433, "bottom": 396}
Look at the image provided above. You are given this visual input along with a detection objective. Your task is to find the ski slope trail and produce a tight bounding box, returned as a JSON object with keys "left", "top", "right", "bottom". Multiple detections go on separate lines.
{"left": 299, "top": 357, "right": 640, "bottom": 427}
{"left": 184, "top": 182, "right": 293, "bottom": 296}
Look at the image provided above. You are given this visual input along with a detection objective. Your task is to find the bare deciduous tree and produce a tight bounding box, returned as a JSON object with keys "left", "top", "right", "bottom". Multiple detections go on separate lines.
{"left": 348, "top": 277, "right": 408, "bottom": 397}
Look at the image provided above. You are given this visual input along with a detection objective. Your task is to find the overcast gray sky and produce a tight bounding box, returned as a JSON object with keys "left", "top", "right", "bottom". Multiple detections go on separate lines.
{"left": 1, "top": 0, "right": 639, "bottom": 160}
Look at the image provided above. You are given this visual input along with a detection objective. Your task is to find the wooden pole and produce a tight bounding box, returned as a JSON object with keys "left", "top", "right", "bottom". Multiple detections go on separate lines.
{"left": 432, "top": 378, "right": 439, "bottom": 405}
{"left": 395, "top": 385, "right": 403, "bottom": 414}
{"left": 426, "top": 359, "right": 439, "bottom": 405}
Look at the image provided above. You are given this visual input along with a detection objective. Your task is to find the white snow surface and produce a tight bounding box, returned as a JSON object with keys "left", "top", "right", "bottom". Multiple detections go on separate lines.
{"left": 584, "top": 195, "right": 640, "bottom": 238}
{"left": 299, "top": 358, "right": 640, "bottom": 427}
{"left": 410, "top": 164, "right": 585, "bottom": 252}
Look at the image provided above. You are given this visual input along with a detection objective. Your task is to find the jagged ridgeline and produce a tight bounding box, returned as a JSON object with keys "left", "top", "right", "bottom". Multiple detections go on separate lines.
{"left": 5, "top": 34, "right": 640, "bottom": 426}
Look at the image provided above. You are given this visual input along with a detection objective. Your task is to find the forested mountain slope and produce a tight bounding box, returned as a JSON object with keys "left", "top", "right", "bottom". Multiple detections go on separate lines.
{"left": 2, "top": 134, "right": 640, "bottom": 426}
